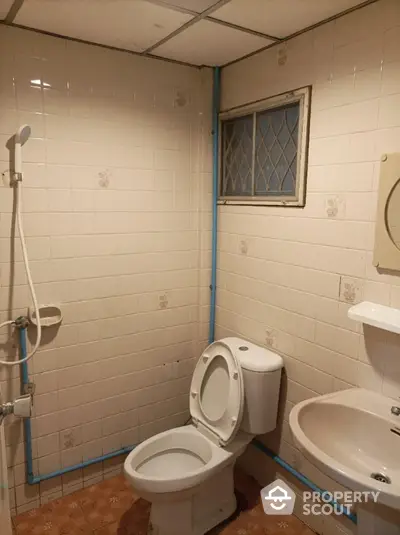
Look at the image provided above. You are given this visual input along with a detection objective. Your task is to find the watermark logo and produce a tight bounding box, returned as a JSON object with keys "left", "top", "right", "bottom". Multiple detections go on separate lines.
{"left": 302, "top": 490, "right": 380, "bottom": 517}
{"left": 261, "top": 479, "right": 296, "bottom": 515}
{"left": 261, "top": 480, "right": 380, "bottom": 518}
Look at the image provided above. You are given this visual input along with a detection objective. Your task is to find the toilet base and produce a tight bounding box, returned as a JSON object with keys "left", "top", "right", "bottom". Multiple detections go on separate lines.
{"left": 147, "top": 464, "right": 237, "bottom": 535}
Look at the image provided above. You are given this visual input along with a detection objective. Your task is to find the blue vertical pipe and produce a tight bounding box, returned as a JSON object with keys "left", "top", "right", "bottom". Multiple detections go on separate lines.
{"left": 19, "top": 328, "right": 35, "bottom": 483}
{"left": 15, "top": 66, "right": 355, "bottom": 526}
{"left": 209, "top": 66, "right": 221, "bottom": 345}
{"left": 204, "top": 67, "right": 356, "bottom": 526}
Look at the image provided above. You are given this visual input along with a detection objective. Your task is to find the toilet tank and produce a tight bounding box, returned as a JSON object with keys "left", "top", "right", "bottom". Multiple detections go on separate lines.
{"left": 224, "top": 337, "right": 283, "bottom": 435}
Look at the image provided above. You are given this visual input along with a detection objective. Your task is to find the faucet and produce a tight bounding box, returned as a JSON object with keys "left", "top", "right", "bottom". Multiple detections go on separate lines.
{"left": 0, "top": 395, "right": 32, "bottom": 425}
{"left": 391, "top": 406, "right": 400, "bottom": 416}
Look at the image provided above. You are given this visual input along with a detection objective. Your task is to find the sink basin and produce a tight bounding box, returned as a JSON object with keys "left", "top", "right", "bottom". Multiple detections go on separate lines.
{"left": 290, "top": 388, "right": 400, "bottom": 534}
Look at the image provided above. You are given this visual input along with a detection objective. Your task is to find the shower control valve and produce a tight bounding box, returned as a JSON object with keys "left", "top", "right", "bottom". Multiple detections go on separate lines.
{"left": 13, "top": 395, "right": 32, "bottom": 418}
{"left": 0, "top": 394, "right": 32, "bottom": 424}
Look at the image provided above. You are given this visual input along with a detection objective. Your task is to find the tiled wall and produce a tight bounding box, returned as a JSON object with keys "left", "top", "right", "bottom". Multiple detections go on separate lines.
{"left": 218, "top": 1, "right": 400, "bottom": 533}
{"left": 0, "top": 26, "right": 212, "bottom": 515}
{"left": 2, "top": 0, "right": 400, "bottom": 530}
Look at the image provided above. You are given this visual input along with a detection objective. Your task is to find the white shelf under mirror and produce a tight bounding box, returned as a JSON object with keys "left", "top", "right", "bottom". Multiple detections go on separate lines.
{"left": 348, "top": 301, "right": 400, "bottom": 335}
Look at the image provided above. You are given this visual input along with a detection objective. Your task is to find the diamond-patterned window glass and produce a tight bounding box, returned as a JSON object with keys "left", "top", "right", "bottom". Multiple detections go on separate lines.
{"left": 219, "top": 86, "right": 310, "bottom": 206}
{"left": 254, "top": 102, "right": 299, "bottom": 196}
{"left": 221, "top": 114, "right": 253, "bottom": 196}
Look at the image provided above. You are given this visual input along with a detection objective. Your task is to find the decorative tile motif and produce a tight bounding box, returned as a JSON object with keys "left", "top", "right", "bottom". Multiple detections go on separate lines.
{"left": 339, "top": 276, "right": 364, "bottom": 305}
{"left": 13, "top": 471, "right": 315, "bottom": 535}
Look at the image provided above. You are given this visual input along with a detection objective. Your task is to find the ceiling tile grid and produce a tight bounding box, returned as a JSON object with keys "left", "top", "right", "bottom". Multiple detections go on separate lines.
{"left": 156, "top": 0, "right": 222, "bottom": 13}
{"left": 211, "top": 0, "right": 367, "bottom": 39}
{"left": 1, "top": 0, "right": 374, "bottom": 66}
{"left": 152, "top": 18, "right": 274, "bottom": 66}
{"left": 13, "top": 0, "right": 193, "bottom": 52}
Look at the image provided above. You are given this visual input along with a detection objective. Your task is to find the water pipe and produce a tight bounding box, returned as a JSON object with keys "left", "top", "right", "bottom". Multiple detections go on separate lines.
{"left": 18, "top": 322, "right": 355, "bottom": 519}
{"left": 205, "top": 68, "right": 356, "bottom": 526}
{"left": 19, "top": 328, "right": 135, "bottom": 485}
{"left": 19, "top": 328, "right": 34, "bottom": 482}
{"left": 19, "top": 323, "right": 356, "bottom": 525}
{"left": 18, "top": 67, "right": 356, "bottom": 526}
{"left": 17, "top": 66, "right": 222, "bottom": 483}
{"left": 252, "top": 439, "right": 357, "bottom": 524}
{"left": 208, "top": 66, "right": 221, "bottom": 345}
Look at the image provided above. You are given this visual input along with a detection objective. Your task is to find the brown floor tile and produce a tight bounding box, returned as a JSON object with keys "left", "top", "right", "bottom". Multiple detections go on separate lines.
{"left": 93, "top": 523, "right": 125, "bottom": 535}
{"left": 118, "top": 498, "right": 151, "bottom": 535}
{"left": 13, "top": 494, "right": 92, "bottom": 535}
{"left": 13, "top": 470, "right": 315, "bottom": 535}
{"left": 213, "top": 504, "right": 316, "bottom": 535}
{"left": 90, "top": 497, "right": 150, "bottom": 535}
{"left": 78, "top": 476, "right": 137, "bottom": 530}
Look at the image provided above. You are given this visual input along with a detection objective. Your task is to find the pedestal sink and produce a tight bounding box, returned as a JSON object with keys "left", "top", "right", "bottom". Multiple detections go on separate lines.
{"left": 289, "top": 388, "right": 400, "bottom": 535}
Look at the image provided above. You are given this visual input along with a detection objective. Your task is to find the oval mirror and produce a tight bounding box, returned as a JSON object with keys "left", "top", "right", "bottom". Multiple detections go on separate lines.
{"left": 386, "top": 177, "right": 400, "bottom": 250}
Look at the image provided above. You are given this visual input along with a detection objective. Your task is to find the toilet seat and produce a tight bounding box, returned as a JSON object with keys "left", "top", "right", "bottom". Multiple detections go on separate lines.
{"left": 190, "top": 340, "right": 244, "bottom": 446}
{"left": 124, "top": 425, "right": 235, "bottom": 494}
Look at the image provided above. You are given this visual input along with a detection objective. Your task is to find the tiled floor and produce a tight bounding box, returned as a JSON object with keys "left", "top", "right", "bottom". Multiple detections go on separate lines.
{"left": 12, "top": 470, "right": 315, "bottom": 535}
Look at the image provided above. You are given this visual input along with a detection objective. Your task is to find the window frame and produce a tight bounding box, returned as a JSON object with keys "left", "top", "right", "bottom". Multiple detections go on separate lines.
{"left": 218, "top": 86, "right": 311, "bottom": 207}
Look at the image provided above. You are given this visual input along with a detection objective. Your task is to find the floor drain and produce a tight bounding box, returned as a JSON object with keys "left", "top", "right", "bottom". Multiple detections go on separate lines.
{"left": 370, "top": 472, "right": 391, "bottom": 484}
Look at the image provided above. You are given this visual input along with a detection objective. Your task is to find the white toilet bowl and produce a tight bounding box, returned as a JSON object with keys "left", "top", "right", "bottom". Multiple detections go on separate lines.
{"left": 125, "top": 425, "right": 251, "bottom": 535}
{"left": 124, "top": 337, "right": 283, "bottom": 535}
{"left": 125, "top": 425, "right": 236, "bottom": 494}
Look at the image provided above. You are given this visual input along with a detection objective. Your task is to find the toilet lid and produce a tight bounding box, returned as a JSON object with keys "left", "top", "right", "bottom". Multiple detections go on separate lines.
{"left": 190, "top": 340, "right": 244, "bottom": 446}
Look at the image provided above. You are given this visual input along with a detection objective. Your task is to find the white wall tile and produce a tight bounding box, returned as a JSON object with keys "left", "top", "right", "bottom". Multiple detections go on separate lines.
{"left": 0, "top": 23, "right": 211, "bottom": 513}
{"left": 219, "top": 0, "right": 400, "bottom": 522}
{"left": 4, "top": 0, "right": 400, "bottom": 521}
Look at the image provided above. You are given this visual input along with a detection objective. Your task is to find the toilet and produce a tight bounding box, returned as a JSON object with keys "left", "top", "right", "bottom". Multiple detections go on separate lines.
{"left": 124, "top": 337, "right": 283, "bottom": 535}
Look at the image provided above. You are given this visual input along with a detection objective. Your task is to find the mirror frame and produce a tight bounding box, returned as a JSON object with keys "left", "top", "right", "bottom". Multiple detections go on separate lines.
{"left": 373, "top": 153, "right": 400, "bottom": 271}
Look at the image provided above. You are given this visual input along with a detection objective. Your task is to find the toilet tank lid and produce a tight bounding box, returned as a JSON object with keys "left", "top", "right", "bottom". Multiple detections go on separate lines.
{"left": 221, "top": 337, "right": 284, "bottom": 372}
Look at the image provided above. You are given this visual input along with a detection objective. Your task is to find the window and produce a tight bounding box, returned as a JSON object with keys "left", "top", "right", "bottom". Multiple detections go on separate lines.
{"left": 219, "top": 86, "right": 311, "bottom": 207}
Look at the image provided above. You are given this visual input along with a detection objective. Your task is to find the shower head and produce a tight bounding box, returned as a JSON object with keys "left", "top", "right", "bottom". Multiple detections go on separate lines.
{"left": 14, "top": 124, "right": 31, "bottom": 176}
{"left": 15, "top": 124, "right": 31, "bottom": 146}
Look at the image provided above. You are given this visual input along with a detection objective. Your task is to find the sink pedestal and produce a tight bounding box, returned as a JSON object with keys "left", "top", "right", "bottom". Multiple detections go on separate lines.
{"left": 357, "top": 504, "right": 400, "bottom": 535}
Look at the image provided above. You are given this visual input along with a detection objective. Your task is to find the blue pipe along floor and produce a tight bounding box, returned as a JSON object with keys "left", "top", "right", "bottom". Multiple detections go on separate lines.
{"left": 17, "top": 65, "right": 356, "bottom": 525}
{"left": 19, "top": 327, "right": 134, "bottom": 485}
{"left": 18, "top": 326, "right": 356, "bottom": 523}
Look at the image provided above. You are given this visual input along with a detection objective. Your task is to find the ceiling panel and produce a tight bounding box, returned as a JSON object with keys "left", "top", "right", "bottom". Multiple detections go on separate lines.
{"left": 152, "top": 19, "right": 274, "bottom": 66}
{"left": 212, "top": 0, "right": 366, "bottom": 38}
{"left": 155, "top": 0, "right": 222, "bottom": 13}
{"left": 0, "top": 0, "right": 15, "bottom": 19}
{"left": 14, "top": 0, "right": 193, "bottom": 52}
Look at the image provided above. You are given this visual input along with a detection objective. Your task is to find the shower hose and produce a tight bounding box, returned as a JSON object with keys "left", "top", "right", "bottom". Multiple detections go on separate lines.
{"left": 0, "top": 180, "right": 41, "bottom": 366}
